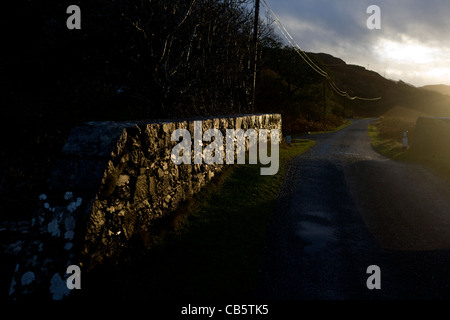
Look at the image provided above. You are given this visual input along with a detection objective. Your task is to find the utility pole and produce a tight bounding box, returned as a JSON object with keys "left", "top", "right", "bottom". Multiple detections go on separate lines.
{"left": 251, "top": 0, "right": 260, "bottom": 114}
{"left": 342, "top": 97, "right": 346, "bottom": 118}
{"left": 323, "top": 79, "right": 327, "bottom": 122}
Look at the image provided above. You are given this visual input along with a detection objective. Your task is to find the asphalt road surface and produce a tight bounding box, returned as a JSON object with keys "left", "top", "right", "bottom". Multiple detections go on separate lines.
{"left": 256, "top": 118, "right": 450, "bottom": 300}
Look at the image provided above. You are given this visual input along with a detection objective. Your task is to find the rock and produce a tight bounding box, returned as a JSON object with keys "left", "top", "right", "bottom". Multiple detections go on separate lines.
{"left": 149, "top": 176, "right": 156, "bottom": 196}
{"left": 157, "top": 167, "right": 165, "bottom": 179}
{"left": 133, "top": 175, "right": 148, "bottom": 203}
{"left": 117, "top": 175, "right": 130, "bottom": 187}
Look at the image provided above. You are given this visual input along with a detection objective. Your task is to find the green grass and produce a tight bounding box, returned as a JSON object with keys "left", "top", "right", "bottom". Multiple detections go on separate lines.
{"left": 91, "top": 138, "right": 315, "bottom": 300}
{"left": 368, "top": 122, "right": 409, "bottom": 160}
{"left": 368, "top": 120, "right": 450, "bottom": 181}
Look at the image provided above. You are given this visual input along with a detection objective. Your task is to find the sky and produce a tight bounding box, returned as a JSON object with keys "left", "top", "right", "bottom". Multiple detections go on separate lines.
{"left": 261, "top": 0, "right": 450, "bottom": 87}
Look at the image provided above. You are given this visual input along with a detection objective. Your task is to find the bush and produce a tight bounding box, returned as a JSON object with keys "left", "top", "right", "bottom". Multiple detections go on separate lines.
{"left": 283, "top": 114, "right": 345, "bottom": 134}
{"left": 376, "top": 117, "right": 415, "bottom": 143}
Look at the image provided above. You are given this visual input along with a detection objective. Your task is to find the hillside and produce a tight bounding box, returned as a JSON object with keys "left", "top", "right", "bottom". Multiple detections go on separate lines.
{"left": 312, "top": 53, "right": 450, "bottom": 118}
{"left": 258, "top": 47, "right": 450, "bottom": 121}
{"left": 381, "top": 106, "right": 431, "bottom": 121}
{"left": 420, "top": 84, "right": 450, "bottom": 96}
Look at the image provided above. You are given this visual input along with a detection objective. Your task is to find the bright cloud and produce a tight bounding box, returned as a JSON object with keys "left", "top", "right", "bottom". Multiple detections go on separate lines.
{"left": 266, "top": 0, "right": 450, "bottom": 86}
{"left": 375, "top": 36, "right": 444, "bottom": 64}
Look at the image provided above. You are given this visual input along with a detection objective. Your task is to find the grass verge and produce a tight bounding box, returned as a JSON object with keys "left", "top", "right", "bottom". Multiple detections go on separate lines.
{"left": 84, "top": 138, "right": 315, "bottom": 300}
{"left": 368, "top": 122, "right": 409, "bottom": 160}
{"left": 368, "top": 119, "right": 450, "bottom": 181}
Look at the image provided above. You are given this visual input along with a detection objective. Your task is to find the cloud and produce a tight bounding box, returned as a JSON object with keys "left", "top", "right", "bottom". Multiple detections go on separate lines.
{"left": 266, "top": 0, "right": 450, "bottom": 86}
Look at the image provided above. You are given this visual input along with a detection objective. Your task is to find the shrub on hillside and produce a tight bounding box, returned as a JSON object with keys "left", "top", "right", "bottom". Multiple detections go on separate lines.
{"left": 283, "top": 114, "right": 345, "bottom": 134}
{"left": 376, "top": 117, "right": 415, "bottom": 143}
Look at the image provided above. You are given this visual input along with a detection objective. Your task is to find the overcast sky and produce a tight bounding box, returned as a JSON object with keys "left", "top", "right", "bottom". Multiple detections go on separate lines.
{"left": 262, "top": 0, "right": 450, "bottom": 87}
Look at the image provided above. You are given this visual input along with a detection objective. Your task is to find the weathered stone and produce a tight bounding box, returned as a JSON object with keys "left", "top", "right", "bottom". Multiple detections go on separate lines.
{"left": 10, "top": 113, "right": 282, "bottom": 300}
{"left": 62, "top": 123, "right": 128, "bottom": 157}
{"left": 162, "top": 122, "right": 175, "bottom": 134}
{"left": 133, "top": 175, "right": 148, "bottom": 203}
{"left": 117, "top": 175, "right": 130, "bottom": 187}
{"left": 100, "top": 161, "right": 126, "bottom": 198}
{"left": 235, "top": 117, "right": 243, "bottom": 130}
{"left": 149, "top": 176, "right": 156, "bottom": 196}
{"left": 157, "top": 167, "right": 165, "bottom": 179}
{"left": 171, "top": 166, "right": 179, "bottom": 180}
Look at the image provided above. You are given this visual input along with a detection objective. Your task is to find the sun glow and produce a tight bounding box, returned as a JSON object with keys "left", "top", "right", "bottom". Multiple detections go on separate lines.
{"left": 376, "top": 36, "right": 439, "bottom": 64}
{"left": 372, "top": 35, "right": 450, "bottom": 86}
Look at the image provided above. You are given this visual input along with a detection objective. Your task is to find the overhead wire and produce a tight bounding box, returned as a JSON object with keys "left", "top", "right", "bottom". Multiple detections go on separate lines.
{"left": 261, "top": 0, "right": 328, "bottom": 77}
{"left": 261, "top": 0, "right": 382, "bottom": 101}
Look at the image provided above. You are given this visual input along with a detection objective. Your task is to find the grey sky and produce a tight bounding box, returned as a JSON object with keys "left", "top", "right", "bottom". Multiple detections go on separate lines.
{"left": 263, "top": 0, "right": 450, "bottom": 86}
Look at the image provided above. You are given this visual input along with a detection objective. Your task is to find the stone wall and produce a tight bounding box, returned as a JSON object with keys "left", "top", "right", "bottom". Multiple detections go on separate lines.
{"left": 9, "top": 114, "right": 281, "bottom": 299}
{"left": 411, "top": 116, "right": 450, "bottom": 158}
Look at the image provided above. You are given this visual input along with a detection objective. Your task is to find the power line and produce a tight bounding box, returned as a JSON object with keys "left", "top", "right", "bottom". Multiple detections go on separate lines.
{"left": 261, "top": 0, "right": 382, "bottom": 101}
{"left": 262, "top": 0, "right": 327, "bottom": 77}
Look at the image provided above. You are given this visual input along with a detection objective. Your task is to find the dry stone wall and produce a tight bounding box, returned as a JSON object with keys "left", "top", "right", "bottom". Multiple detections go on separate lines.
{"left": 411, "top": 117, "right": 450, "bottom": 158}
{"left": 9, "top": 114, "right": 282, "bottom": 299}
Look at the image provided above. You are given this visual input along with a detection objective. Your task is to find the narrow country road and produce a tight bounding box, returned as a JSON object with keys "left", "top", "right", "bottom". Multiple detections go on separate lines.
{"left": 256, "top": 118, "right": 450, "bottom": 299}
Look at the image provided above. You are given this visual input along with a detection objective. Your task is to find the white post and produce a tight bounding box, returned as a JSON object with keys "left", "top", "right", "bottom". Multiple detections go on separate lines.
{"left": 402, "top": 131, "right": 408, "bottom": 148}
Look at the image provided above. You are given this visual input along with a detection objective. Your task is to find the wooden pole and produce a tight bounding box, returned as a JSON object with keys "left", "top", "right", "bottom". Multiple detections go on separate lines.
{"left": 343, "top": 97, "right": 346, "bottom": 118}
{"left": 323, "top": 79, "right": 326, "bottom": 122}
{"left": 251, "top": 0, "right": 260, "bottom": 114}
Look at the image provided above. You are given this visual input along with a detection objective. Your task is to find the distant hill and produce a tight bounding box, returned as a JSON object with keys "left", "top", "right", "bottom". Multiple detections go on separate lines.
{"left": 258, "top": 46, "right": 450, "bottom": 121}
{"left": 420, "top": 84, "right": 450, "bottom": 96}
{"left": 309, "top": 53, "right": 450, "bottom": 118}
